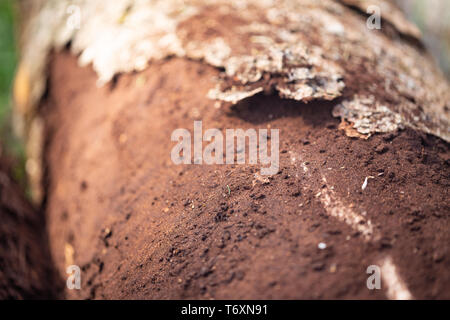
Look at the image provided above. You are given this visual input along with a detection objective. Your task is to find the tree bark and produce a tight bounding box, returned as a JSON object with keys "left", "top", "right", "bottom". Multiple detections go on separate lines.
{"left": 10, "top": 0, "right": 450, "bottom": 299}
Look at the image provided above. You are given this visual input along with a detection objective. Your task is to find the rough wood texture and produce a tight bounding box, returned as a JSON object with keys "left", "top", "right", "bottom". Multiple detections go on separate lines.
{"left": 14, "top": 0, "right": 450, "bottom": 203}
{"left": 10, "top": 0, "right": 450, "bottom": 299}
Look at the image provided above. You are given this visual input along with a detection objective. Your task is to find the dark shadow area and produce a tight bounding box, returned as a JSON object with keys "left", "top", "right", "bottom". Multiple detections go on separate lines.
{"left": 0, "top": 155, "right": 64, "bottom": 299}
{"left": 226, "top": 93, "right": 340, "bottom": 128}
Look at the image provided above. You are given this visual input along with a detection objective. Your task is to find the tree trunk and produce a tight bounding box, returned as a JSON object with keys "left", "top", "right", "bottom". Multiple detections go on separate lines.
{"left": 11, "top": 0, "right": 450, "bottom": 299}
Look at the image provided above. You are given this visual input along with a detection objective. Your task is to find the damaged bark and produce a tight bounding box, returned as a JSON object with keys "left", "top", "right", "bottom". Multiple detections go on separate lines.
{"left": 14, "top": 0, "right": 450, "bottom": 203}
{"left": 8, "top": 0, "right": 450, "bottom": 299}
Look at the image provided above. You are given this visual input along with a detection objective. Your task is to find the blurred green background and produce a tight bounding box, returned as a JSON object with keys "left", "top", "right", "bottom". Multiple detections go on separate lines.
{"left": 0, "top": 0, "right": 25, "bottom": 185}
{"left": 396, "top": 0, "right": 450, "bottom": 79}
{"left": 0, "top": 0, "right": 16, "bottom": 133}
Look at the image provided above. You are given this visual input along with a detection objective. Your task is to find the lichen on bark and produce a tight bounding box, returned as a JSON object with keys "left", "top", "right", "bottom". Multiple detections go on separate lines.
{"left": 15, "top": 0, "right": 450, "bottom": 202}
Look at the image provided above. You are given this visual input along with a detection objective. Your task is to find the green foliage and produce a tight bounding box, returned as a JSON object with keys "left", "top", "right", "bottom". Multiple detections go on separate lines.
{"left": 0, "top": 1, "right": 26, "bottom": 187}
{"left": 0, "top": 0, "right": 16, "bottom": 127}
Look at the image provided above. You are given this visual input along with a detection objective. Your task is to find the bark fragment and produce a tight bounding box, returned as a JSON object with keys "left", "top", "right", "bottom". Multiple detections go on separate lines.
{"left": 18, "top": 0, "right": 449, "bottom": 140}
{"left": 15, "top": 0, "right": 450, "bottom": 201}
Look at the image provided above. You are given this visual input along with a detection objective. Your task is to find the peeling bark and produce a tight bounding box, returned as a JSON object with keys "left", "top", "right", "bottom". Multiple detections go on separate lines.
{"left": 14, "top": 0, "right": 450, "bottom": 202}
{"left": 8, "top": 0, "right": 450, "bottom": 300}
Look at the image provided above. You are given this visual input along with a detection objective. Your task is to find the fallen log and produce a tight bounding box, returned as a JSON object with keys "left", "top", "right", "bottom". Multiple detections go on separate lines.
{"left": 11, "top": 0, "right": 450, "bottom": 299}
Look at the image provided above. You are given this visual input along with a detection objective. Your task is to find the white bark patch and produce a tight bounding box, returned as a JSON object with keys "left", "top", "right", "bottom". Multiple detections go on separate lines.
{"left": 380, "top": 256, "right": 413, "bottom": 300}
{"left": 16, "top": 0, "right": 450, "bottom": 203}
{"left": 20, "top": 0, "right": 449, "bottom": 143}
{"left": 333, "top": 96, "right": 405, "bottom": 135}
{"left": 208, "top": 87, "right": 264, "bottom": 104}
{"left": 317, "top": 183, "right": 374, "bottom": 241}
